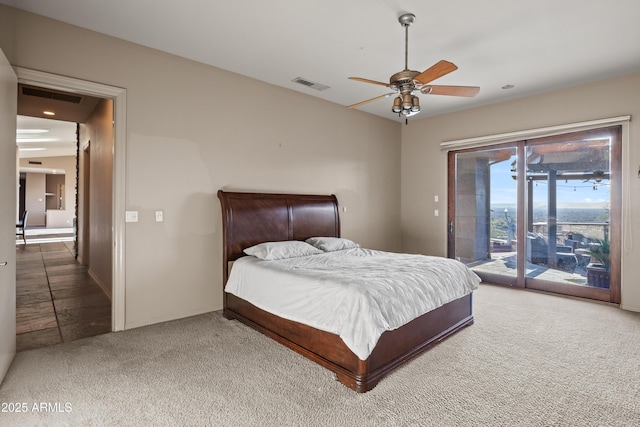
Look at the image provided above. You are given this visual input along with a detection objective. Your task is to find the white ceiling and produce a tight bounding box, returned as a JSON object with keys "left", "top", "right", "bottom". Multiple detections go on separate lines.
{"left": 3, "top": 0, "right": 640, "bottom": 122}
{"left": 17, "top": 115, "right": 77, "bottom": 160}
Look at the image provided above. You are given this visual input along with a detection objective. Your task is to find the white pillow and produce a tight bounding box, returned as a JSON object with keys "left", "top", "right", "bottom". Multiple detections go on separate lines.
{"left": 305, "top": 237, "right": 359, "bottom": 252}
{"left": 243, "top": 241, "right": 323, "bottom": 260}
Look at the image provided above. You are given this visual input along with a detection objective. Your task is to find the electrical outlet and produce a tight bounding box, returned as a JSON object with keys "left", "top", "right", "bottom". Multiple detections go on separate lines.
{"left": 155, "top": 210, "right": 163, "bottom": 222}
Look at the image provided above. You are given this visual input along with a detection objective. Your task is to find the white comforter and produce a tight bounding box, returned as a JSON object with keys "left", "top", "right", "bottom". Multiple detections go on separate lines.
{"left": 225, "top": 248, "right": 480, "bottom": 360}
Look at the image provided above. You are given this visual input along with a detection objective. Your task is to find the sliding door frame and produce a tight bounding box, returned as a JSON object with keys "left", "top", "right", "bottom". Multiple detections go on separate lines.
{"left": 448, "top": 126, "right": 621, "bottom": 304}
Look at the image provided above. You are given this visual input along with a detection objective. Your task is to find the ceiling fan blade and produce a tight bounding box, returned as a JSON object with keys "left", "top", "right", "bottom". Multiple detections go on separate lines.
{"left": 422, "top": 85, "right": 480, "bottom": 97}
{"left": 414, "top": 60, "right": 458, "bottom": 85}
{"left": 347, "top": 93, "right": 395, "bottom": 109}
{"left": 348, "top": 77, "right": 393, "bottom": 88}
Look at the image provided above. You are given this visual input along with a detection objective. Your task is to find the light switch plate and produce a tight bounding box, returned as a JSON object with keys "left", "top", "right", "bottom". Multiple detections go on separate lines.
{"left": 125, "top": 211, "right": 138, "bottom": 222}
{"left": 155, "top": 210, "right": 163, "bottom": 222}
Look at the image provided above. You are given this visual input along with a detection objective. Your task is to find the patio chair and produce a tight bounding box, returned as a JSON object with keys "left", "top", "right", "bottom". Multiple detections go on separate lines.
{"left": 527, "top": 232, "right": 577, "bottom": 272}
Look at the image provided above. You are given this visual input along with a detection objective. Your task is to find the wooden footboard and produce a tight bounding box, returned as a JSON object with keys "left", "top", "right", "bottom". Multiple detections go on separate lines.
{"left": 224, "top": 292, "right": 473, "bottom": 392}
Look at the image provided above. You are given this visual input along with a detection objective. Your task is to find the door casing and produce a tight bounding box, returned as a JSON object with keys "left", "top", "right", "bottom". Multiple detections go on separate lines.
{"left": 15, "top": 67, "right": 127, "bottom": 331}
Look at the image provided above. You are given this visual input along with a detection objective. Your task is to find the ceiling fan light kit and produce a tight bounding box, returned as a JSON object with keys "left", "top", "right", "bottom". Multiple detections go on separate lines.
{"left": 348, "top": 12, "right": 479, "bottom": 121}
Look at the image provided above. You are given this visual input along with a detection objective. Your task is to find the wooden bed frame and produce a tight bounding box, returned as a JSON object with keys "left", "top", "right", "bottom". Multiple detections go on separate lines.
{"left": 218, "top": 190, "right": 474, "bottom": 392}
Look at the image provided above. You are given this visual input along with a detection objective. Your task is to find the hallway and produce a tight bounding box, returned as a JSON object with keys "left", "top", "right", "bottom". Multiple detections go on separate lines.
{"left": 16, "top": 241, "right": 111, "bottom": 352}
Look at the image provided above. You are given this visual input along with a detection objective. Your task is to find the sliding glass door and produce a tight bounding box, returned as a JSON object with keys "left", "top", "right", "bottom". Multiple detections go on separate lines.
{"left": 448, "top": 126, "right": 621, "bottom": 303}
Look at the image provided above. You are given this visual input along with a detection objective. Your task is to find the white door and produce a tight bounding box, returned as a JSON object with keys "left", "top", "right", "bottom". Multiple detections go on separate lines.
{"left": 0, "top": 47, "right": 17, "bottom": 383}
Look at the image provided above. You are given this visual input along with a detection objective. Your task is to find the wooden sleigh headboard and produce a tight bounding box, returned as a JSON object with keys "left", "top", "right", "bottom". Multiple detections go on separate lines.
{"left": 217, "top": 190, "right": 340, "bottom": 285}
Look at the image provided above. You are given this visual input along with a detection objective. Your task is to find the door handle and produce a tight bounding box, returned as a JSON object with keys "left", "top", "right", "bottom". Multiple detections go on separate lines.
{"left": 0, "top": 262, "right": 7, "bottom": 266}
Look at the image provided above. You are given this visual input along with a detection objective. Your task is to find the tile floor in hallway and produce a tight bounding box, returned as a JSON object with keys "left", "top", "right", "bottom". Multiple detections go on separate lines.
{"left": 15, "top": 241, "right": 111, "bottom": 352}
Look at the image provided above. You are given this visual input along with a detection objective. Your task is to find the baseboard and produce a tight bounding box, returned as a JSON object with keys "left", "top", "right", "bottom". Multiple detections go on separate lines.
{"left": 124, "top": 306, "right": 217, "bottom": 330}
{"left": 620, "top": 303, "right": 640, "bottom": 313}
{"left": 87, "top": 269, "right": 112, "bottom": 301}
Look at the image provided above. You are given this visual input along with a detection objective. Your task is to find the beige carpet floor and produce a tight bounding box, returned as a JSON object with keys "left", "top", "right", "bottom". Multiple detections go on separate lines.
{"left": 1, "top": 283, "right": 639, "bottom": 426}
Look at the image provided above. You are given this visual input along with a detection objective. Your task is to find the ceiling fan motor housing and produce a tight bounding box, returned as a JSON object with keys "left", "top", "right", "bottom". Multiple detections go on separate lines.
{"left": 390, "top": 70, "right": 420, "bottom": 86}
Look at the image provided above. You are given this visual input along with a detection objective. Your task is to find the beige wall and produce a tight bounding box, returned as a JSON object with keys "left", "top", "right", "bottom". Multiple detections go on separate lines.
{"left": 0, "top": 5, "right": 401, "bottom": 328}
{"left": 401, "top": 72, "right": 640, "bottom": 312}
{"left": 79, "top": 99, "right": 113, "bottom": 297}
{"left": 19, "top": 155, "right": 76, "bottom": 227}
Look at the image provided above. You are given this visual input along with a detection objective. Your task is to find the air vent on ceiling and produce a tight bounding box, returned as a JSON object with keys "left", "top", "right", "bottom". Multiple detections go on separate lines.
{"left": 292, "top": 77, "right": 330, "bottom": 91}
{"left": 22, "top": 87, "right": 82, "bottom": 104}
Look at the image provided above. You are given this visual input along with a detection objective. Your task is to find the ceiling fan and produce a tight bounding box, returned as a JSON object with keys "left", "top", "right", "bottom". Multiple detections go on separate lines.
{"left": 348, "top": 13, "right": 479, "bottom": 119}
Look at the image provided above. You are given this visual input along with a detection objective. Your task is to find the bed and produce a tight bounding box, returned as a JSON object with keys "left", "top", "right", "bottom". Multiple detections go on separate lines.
{"left": 218, "top": 190, "right": 477, "bottom": 392}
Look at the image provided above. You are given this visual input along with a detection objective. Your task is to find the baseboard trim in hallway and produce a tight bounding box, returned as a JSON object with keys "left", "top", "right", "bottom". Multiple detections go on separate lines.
{"left": 15, "top": 241, "right": 111, "bottom": 352}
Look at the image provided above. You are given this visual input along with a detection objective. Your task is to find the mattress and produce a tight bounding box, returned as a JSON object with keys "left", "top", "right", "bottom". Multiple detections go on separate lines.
{"left": 225, "top": 248, "right": 480, "bottom": 360}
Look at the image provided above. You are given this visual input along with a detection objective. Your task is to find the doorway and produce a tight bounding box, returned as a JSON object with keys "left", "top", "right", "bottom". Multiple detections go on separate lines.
{"left": 448, "top": 126, "right": 621, "bottom": 303}
{"left": 13, "top": 66, "right": 127, "bottom": 335}
{"left": 16, "top": 94, "right": 112, "bottom": 349}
